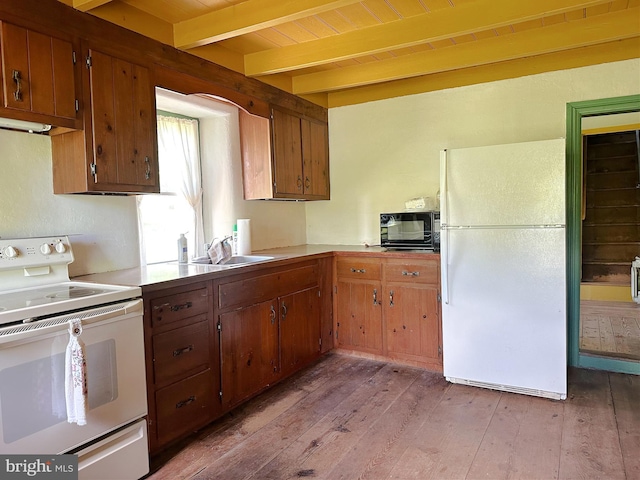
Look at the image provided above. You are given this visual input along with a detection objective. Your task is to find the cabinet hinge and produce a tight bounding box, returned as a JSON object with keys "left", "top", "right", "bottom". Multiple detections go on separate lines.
{"left": 217, "top": 322, "right": 221, "bottom": 331}
{"left": 75, "top": 99, "right": 79, "bottom": 112}
{"left": 437, "top": 293, "right": 442, "bottom": 302}
{"left": 90, "top": 162, "right": 97, "bottom": 176}
{"left": 318, "top": 290, "right": 321, "bottom": 297}
{"left": 319, "top": 338, "right": 322, "bottom": 346}
{"left": 72, "top": 51, "right": 77, "bottom": 65}
{"left": 438, "top": 345, "right": 442, "bottom": 355}
{"left": 334, "top": 285, "right": 337, "bottom": 294}
{"left": 219, "top": 391, "right": 223, "bottom": 399}
{"left": 86, "top": 55, "right": 92, "bottom": 69}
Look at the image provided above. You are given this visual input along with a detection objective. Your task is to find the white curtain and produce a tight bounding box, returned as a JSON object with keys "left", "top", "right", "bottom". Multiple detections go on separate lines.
{"left": 156, "top": 115, "right": 205, "bottom": 257}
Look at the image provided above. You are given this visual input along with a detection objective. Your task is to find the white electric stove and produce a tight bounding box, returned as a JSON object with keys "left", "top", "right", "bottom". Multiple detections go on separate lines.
{"left": 0, "top": 236, "right": 149, "bottom": 480}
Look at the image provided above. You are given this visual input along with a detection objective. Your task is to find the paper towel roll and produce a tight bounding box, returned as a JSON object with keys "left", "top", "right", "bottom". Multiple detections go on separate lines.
{"left": 237, "top": 219, "right": 251, "bottom": 255}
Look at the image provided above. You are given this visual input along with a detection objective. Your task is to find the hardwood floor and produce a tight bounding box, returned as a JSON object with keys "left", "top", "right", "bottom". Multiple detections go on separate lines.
{"left": 580, "top": 300, "right": 640, "bottom": 361}
{"left": 147, "top": 353, "right": 640, "bottom": 480}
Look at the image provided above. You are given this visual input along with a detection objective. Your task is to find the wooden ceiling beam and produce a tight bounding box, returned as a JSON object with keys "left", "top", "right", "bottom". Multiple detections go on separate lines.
{"left": 72, "top": 0, "right": 112, "bottom": 12}
{"left": 327, "top": 37, "right": 640, "bottom": 108}
{"left": 173, "top": 0, "right": 362, "bottom": 49}
{"left": 291, "top": 8, "right": 640, "bottom": 94}
{"left": 245, "top": 0, "right": 615, "bottom": 76}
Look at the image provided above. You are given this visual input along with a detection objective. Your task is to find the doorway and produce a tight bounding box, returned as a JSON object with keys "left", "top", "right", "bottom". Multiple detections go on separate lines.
{"left": 566, "top": 95, "right": 640, "bottom": 374}
{"left": 580, "top": 127, "right": 640, "bottom": 362}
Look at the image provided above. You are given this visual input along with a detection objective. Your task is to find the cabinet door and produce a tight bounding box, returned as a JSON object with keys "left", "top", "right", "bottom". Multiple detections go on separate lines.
{"left": 88, "top": 49, "right": 158, "bottom": 190}
{"left": 271, "top": 108, "right": 303, "bottom": 196}
{"left": 0, "top": 22, "right": 76, "bottom": 123}
{"left": 385, "top": 285, "right": 441, "bottom": 364}
{"left": 279, "top": 287, "right": 321, "bottom": 377}
{"left": 336, "top": 279, "right": 383, "bottom": 354}
{"left": 219, "top": 300, "right": 279, "bottom": 409}
{"left": 301, "top": 118, "right": 329, "bottom": 199}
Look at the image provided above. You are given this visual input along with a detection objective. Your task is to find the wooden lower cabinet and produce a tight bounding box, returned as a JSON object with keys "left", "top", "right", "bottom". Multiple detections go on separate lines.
{"left": 336, "top": 279, "right": 382, "bottom": 354}
{"left": 143, "top": 281, "right": 220, "bottom": 454}
{"left": 144, "top": 258, "right": 330, "bottom": 454}
{"left": 280, "top": 287, "right": 321, "bottom": 377}
{"left": 335, "top": 254, "right": 442, "bottom": 371}
{"left": 219, "top": 300, "right": 279, "bottom": 410}
{"left": 216, "top": 261, "right": 323, "bottom": 409}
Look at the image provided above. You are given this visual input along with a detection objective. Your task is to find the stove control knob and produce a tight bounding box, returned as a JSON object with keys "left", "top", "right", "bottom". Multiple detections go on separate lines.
{"left": 40, "top": 243, "right": 52, "bottom": 255}
{"left": 55, "top": 241, "right": 67, "bottom": 254}
{"left": 4, "top": 246, "right": 18, "bottom": 258}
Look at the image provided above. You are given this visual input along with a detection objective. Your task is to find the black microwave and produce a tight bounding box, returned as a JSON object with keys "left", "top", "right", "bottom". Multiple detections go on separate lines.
{"left": 380, "top": 212, "right": 440, "bottom": 251}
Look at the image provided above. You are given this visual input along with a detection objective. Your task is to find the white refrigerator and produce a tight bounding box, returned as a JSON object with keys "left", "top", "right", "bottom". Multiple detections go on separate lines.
{"left": 440, "top": 138, "right": 567, "bottom": 400}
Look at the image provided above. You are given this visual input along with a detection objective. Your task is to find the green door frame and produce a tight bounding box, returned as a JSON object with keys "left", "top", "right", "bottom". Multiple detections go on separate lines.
{"left": 566, "top": 94, "right": 640, "bottom": 374}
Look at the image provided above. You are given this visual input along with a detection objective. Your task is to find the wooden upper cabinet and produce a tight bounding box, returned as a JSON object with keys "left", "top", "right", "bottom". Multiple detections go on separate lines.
{"left": 0, "top": 21, "right": 79, "bottom": 129}
{"left": 272, "top": 107, "right": 304, "bottom": 196}
{"left": 301, "top": 118, "right": 329, "bottom": 198}
{"left": 51, "top": 46, "right": 159, "bottom": 194}
{"left": 240, "top": 107, "right": 329, "bottom": 200}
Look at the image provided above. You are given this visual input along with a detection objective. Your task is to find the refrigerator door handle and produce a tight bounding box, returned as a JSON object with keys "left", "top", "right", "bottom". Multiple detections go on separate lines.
{"left": 632, "top": 257, "right": 640, "bottom": 304}
{"left": 440, "top": 149, "right": 450, "bottom": 305}
{"left": 442, "top": 228, "right": 449, "bottom": 304}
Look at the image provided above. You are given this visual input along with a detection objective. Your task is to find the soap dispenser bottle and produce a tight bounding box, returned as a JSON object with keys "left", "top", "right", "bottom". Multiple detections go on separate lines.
{"left": 178, "top": 234, "right": 188, "bottom": 263}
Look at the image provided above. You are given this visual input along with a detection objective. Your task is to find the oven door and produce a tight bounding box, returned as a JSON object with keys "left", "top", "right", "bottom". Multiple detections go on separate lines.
{"left": 0, "top": 300, "right": 147, "bottom": 454}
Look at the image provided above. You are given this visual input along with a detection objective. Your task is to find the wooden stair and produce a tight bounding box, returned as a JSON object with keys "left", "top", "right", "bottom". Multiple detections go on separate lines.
{"left": 582, "top": 130, "right": 640, "bottom": 284}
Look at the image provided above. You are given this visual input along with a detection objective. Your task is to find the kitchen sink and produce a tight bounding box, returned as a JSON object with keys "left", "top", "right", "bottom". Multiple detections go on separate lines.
{"left": 219, "top": 255, "right": 274, "bottom": 265}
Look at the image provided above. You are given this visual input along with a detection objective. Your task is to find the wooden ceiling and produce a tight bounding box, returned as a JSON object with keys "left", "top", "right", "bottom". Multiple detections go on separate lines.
{"left": 59, "top": 0, "right": 640, "bottom": 107}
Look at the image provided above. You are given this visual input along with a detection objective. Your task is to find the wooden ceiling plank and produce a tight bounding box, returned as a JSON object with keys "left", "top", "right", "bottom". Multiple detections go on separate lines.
{"left": 173, "top": 0, "right": 363, "bottom": 49}
{"left": 291, "top": 7, "right": 640, "bottom": 93}
{"left": 73, "top": 0, "right": 112, "bottom": 12}
{"left": 244, "top": 0, "right": 616, "bottom": 76}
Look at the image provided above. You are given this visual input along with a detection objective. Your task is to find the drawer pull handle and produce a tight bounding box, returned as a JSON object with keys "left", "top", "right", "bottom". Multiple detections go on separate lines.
{"left": 402, "top": 271, "right": 420, "bottom": 277}
{"left": 173, "top": 344, "right": 194, "bottom": 357}
{"left": 170, "top": 301, "right": 193, "bottom": 312}
{"left": 281, "top": 303, "right": 288, "bottom": 319}
{"left": 12, "top": 70, "right": 23, "bottom": 102}
{"left": 176, "top": 395, "right": 196, "bottom": 409}
{"left": 153, "top": 302, "right": 170, "bottom": 311}
{"left": 270, "top": 305, "right": 276, "bottom": 324}
{"left": 350, "top": 268, "right": 366, "bottom": 274}
{"left": 373, "top": 288, "right": 378, "bottom": 305}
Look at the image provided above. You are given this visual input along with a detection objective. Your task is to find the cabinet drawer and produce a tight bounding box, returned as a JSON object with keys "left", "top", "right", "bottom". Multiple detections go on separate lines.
{"left": 384, "top": 259, "right": 439, "bottom": 284}
{"left": 219, "top": 264, "right": 318, "bottom": 310}
{"left": 150, "top": 287, "right": 209, "bottom": 327}
{"left": 155, "top": 369, "right": 215, "bottom": 445}
{"left": 336, "top": 257, "right": 381, "bottom": 280}
{"left": 152, "top": 319, "right": 210, "bottom": 386}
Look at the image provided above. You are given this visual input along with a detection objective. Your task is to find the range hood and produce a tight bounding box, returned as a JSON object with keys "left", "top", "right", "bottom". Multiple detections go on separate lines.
{"left": 0, "top": 117, "right": 51, "bottom": 133}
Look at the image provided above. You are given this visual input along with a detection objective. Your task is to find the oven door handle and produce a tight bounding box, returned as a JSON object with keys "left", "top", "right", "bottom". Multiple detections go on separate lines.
{"left": 0, "top": 299, "right": 143, "bottom": 345}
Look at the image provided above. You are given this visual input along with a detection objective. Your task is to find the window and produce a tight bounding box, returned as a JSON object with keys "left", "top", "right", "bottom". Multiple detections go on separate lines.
{"left": 137, "top": 113, "right": 204, "bottom": 264}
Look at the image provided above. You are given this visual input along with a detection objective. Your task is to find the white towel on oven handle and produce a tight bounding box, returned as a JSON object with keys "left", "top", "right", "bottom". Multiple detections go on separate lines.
{"left": 65, "top": 319, "right": 88, "bottom": 426}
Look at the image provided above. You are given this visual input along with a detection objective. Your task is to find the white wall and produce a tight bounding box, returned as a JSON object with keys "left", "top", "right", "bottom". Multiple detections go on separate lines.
{"left": 0, "top": 129, "right": 140, "bottom": 277}
{"left": 306, "top": 59, "right": 640, "bottom": 246}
